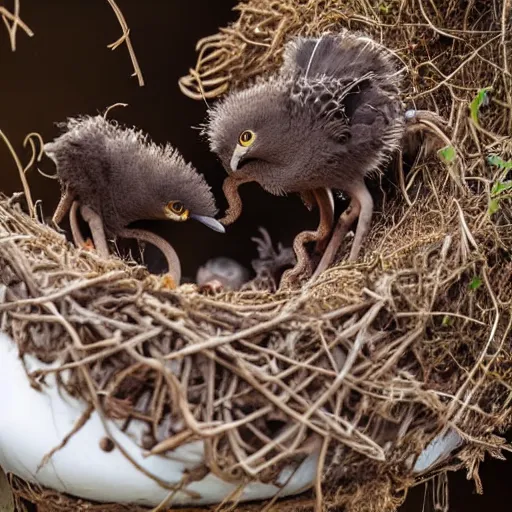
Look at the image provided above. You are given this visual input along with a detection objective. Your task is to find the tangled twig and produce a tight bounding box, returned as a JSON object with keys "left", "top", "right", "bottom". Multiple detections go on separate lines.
{"left": 105, "top": 0, "right": 144, "bottom": 86}
{"left": 0, "top": 0, "right": 33, "bottom": 51}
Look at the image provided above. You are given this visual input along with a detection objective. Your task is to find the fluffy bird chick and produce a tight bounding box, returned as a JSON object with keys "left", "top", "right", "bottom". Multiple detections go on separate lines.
{"left": 45, "top": 115, "right": 224, "bottom": 286}
{"left": 206, "top": 30, "right": 405, "bottom": 284}
{"left": 196, "top": 256, "right": 250, "bottom": 292}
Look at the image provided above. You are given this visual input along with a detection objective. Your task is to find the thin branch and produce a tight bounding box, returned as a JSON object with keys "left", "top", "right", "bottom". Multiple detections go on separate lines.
{"left": 105, "top": 0, "right": 144, "bottom": 86}
{"left": 0, "top": 0, "right": 33, "bottom": 51}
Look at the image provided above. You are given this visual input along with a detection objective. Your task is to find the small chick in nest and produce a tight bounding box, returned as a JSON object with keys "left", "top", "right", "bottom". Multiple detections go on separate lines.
{"left": 196, "top": 256, "right": 250, "bottom": 292}
{"left": 44, "top": 115, "right": 225, "bottom": 286}
{"left": 206, "top": 30, "right": 440, "bottom": 285}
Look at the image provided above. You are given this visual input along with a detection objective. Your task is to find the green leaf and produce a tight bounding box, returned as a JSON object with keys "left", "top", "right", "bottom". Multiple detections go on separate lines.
{"left": 491, "top": 180, "right": 512, "bottom": 196}
{"left": 488, "top": 198, "right": 500, "bottom": 215}
{"left": 487, "top": 154, "right": 512, "bottom": 169}
{"left": 469, "top": 276, "right": 482, "bottom": 290}
{"left": 442, "top": 315, "right": 452, "bottom": 327}
{"left": 378, "top": 3, "right": 390, "bottom": 14}
{"left": 470, "top": 88, "right": 491, "bottom": 126}
{"left": 438, "top": 145, "right": 456, "bottom": 163}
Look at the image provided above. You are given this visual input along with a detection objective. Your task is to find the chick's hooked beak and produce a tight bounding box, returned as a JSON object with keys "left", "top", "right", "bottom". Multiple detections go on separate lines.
{"left": 230, "top": 145, "right": 249, "bottom": 174}
{"left": 190, "top": 214, "right": 226, "bottom": 233}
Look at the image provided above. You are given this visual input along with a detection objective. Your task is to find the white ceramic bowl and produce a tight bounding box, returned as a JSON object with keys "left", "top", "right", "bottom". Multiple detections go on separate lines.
{"left": 0, "top": 332, "right": 461, "bottom": 507}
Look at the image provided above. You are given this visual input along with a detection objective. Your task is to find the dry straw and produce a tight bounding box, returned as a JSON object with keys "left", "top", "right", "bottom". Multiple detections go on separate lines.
{"left": 2, "top": 0, "right": 512, "bottom": 511}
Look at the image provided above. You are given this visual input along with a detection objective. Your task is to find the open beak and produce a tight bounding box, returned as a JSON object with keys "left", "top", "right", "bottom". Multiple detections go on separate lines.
{"left": 190, "top": 214, "right": 226, "bottom": 233}
{"left": 229, "top": 145, "right": 249, "bottom": 174}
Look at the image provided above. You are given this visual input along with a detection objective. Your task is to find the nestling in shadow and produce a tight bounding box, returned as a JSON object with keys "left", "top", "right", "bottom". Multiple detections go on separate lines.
{"left": 44, "top": 115, "right": 225, "bottom": 286}
{"left": 206, "top": 30, "right": 445, "bottom": 286}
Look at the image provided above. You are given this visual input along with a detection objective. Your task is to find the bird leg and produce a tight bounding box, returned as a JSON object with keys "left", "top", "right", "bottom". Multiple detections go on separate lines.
{"left": 52, "top": 188, "right": 75, "bottom": 226}
{"left": 69, "top": 201, "right": 96, "bottom": 251}
{"left": 69, "top": 201, "right": 86, "bottom": 248}
{"left": 311, "top": 182, "right": 373, "bottom": 279}
{"left": 219, "top": 175, "right": 253, "bottom": 225}
{"left": 118, "top": 228, "right": 182, "bottom": 286}
{"left": 279, "top": 230, "right": 317, "bottom": 287}
{"left": 280, "top": 188, "right": 335, "bottom": 287}
{"left": 80, "top": 205, "right": 110, "bottom": 258}
{"left": 312, "top": 188, "right": 335, "bottom": 255}
{"left": 299, "top": 191, "right": 316, "bottom": 211}
{"left": 348, "top": 183, "right": 374, "bottom": 262}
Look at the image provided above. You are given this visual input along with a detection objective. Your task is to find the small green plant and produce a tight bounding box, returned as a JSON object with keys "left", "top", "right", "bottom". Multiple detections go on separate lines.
{"left": 470, "top": 87, "right": 491, "bottom": 126}
{"left": 487, "top": 154, "right": 512, "bottom": 215}
{"left": 438, "top": 145, "right": 456, "bottom": 163}
{"left": 487, "top": 155, "right": 512, "bottom": 170}
{"left": 441, "top": 315, "right": 452, "bottom": 327}
{"left": 469, "top": 276, "right": 482, "bottom": 290}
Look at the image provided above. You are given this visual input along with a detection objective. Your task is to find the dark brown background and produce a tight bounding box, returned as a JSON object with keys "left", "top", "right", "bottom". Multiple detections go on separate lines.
{"left": 0, "top": 1, "right": 510, "bottom": 510}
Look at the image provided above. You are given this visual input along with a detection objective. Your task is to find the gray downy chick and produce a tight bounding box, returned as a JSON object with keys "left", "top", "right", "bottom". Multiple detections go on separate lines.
{"left": 206, "top": 29, "right": 406, "bottom": 284}
{"left": 196, "top": 256, "right": 250, "bottom": 292}
{"left": 44, "top": 114, "right": 224, "bottom": 285}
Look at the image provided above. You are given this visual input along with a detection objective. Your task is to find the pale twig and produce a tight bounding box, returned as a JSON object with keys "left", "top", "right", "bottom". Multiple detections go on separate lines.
{"left": 105, "top": 0, "right": 144, "bottom": 86}
{"left": 0, "top": 0, "right": 33, "bottom": 51}
{"left": 0, "top": 130, "right": 35, "bottom": 217}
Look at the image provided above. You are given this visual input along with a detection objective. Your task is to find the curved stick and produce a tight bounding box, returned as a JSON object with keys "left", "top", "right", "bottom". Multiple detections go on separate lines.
{"left": 219, "top": 175, "right": 253, "bottom": 225}
{"left": 118, "top": 228, "right": 181, "bottom": 286}
{"left": 280, "top": 188, "right": 335, "bottom": 287}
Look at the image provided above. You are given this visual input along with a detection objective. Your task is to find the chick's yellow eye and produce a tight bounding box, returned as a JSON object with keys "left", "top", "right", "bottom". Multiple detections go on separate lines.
{"left": 239, "top": 130, "right": 255, "bottom": 147}
{"left": 169, "top": 201, "right": 184, "bottom": 214}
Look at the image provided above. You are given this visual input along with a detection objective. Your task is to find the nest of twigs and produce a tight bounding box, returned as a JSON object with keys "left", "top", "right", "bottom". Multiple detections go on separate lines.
{"left": 2, "top": 0, "right": 512, "bottom": 511}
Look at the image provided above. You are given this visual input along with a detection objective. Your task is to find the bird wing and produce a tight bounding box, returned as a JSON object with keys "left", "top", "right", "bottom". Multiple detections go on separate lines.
{"left": 289, "top": 72, "right": 375, "bottom": 143}
{"left": 281, "top": 30, "right": 400, "bottom": 88}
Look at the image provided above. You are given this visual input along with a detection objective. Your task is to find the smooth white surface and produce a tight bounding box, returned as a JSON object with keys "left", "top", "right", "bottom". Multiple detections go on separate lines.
{"left": 0, "top": 332, "right": 317, "bottom": 506}
{"left": 0, "top": 331, "right": 462, "bottom": 506}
